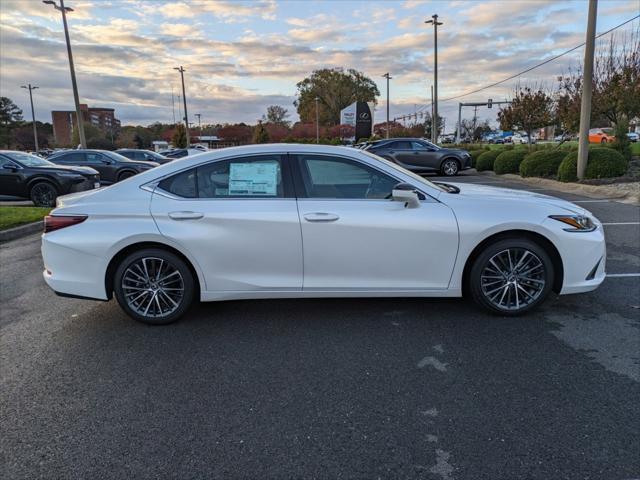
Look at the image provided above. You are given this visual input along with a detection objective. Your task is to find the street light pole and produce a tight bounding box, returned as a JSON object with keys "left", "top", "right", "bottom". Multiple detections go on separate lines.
{"left": 43, "top": 0, "right": 86, "bottom": 148}
{"left": 21, "top": 84, "right": 40, "bottom": 152}
{"left": 195, "top": 113, "right": 202, "bottom": 139}
{"left": 577, "top": 0, "right": 598, "bottom": 180}
{"left": 174, "top": 66, "right": 190, "bottom": 146}
{"left": 425, "top": 14, "right": 442, "bottom": 144}
{"left": 382, "top": 73, "right": 392, "bottom": 138}
{"left": 315, "top": 97, "right": 320, "bottom": 144}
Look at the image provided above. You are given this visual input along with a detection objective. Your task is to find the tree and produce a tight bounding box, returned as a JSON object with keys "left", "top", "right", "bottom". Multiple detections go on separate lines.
{"left": 172, "top": 123, "right": 187, "bottom": 148}
{"left": 0, "top": 97, "right": 23, "bottom": 148}
{"left": 263, "top": 105, "right": 290, "bottom": 126}
{"left": 71, "top": 123, "right": 104, "bottom": 147}
{"left": 218, "top": 123, "right": 253, "bottom": 144}
{"left": 12, "top": 125, "right": 49, "bottom": 150}
{"left": 294, "top": 68, "right": 379, "bottom": 126}
{"left": 264, "top": 123, "right": 290, "bottom": 142}
{"left": 252, "top": 122, "right": 270, "bottom": 144}
{"left": 498, "top": 86, "right": 554, "bottom": 145}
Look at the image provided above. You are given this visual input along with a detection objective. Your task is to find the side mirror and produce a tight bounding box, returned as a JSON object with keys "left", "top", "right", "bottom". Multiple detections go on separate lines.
{"left": 392, "top": 183, "right": 421, "bottom": 208}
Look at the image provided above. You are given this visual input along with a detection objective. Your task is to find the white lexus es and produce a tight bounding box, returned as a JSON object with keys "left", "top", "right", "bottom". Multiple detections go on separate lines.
{"left": 41, "top": 144, "right": 605, "bottom": 325}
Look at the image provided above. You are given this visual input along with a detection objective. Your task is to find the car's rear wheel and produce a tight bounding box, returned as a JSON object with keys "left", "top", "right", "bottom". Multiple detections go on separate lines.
{"left": 440, "top": 159, "right": 459, "bottom": 176}
{"left": 117, "top": 170, "right": 136, "bottom": 181}
{"left": 30, "top": 181, "right": 58, "bottom": 207}
{"left": 600, "top": 138, "right": 607, "bottom": 144}
{"left": 113, "top": 249, "right": 195, "bottom": 325}
{"left": 469, "top": 238, "right": 554, "bottom": 315}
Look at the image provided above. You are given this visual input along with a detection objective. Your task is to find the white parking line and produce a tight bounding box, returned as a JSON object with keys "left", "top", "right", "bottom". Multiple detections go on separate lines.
{"left": 606, "top": 273, "right": 640, "bottom": 278}
{"left": 602, "top": 222, "right": 640, "bottom": 226}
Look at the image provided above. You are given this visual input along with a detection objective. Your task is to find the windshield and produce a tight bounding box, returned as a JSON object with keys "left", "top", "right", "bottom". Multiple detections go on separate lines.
{"left": 359, "top": 149, "right": 447, "bottom": 193}
{"left": 1, "top": 151, "right": 53, "bottom": 167}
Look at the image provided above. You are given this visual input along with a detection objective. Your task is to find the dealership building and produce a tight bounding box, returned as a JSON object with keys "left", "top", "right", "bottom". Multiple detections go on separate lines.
{"left": 52, "top": 104, "right": 121, "bottom": 146}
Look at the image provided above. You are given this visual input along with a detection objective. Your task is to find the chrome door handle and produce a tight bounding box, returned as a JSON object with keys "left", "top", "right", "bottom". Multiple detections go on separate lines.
{"left": 303, "top": 212, "right": 340, "bottom": 222}
{"left": 168, "top": 211, "right": 204, "bottom": 220}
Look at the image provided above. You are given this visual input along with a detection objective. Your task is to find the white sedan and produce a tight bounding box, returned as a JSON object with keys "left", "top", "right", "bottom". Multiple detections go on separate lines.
{"left": 41, "top": 144, "right": 606, "bottom": 325}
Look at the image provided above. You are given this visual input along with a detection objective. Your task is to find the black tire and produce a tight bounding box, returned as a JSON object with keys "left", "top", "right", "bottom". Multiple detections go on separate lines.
{"left": 600, "top": 138, "right": 607, "bottom": 144}
{"left": 29, "top": 181, "right": 58, "bottom": 207}
{"left": 113, "top": 248, "right": 195, "bottom": 325}
{"left": 117, "top": 170, "right": 136, "bottom": 182}
{"left": 468, "top": 237, "right": 554, "bottom": 316}
{"left": 440, "top": 158, "right": 460, "bottom": 176}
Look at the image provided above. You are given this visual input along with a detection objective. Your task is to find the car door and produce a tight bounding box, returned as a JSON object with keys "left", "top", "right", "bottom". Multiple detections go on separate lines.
{"left": 85, "top": 152, "right": 116, "bottom": 183}
{"left": 0, "top": 156, "right": 26, "bottom": 196}
{"left": 150, "top": 154, "right": 303, "bottom": 293}
{"left": 292, "top": 153, "right": 459, "bottom": 291}
{"left": 409, "top": 141, "right": 441, "bottom": 170}
{"left": 387, "top": 140, "right": 414, "bottom": 166}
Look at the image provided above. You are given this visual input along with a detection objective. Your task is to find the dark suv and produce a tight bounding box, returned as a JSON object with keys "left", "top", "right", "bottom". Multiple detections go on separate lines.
{"left": 48, "top": 149, "right": 158, "bottom": 185}
{"left": 0, "top": 150, "right": 100, "bottom": 207}
{"left": 116, "top": 149, "right": 171, "bottom": 164}
{"left": 366, "top": 138, "right": 471, "bottom": 176}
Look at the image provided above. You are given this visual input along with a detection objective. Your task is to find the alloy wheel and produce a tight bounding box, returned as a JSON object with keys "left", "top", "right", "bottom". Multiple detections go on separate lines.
{"left": 480, "top": 248, "right": 546, "bottom": 311}
{"left": 442, "top": 160, "right": 458, "bottom": 176}
{"left": 121, "top": 256, "right": 185, "bottom": 318}
{"left": 31, "top": 183, "right": 56, "bottom": 207}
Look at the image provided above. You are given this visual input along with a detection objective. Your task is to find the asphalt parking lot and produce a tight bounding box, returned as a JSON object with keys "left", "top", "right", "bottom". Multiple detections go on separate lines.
{"left": 1, "top": 171, "right": 639, "bottom": 479}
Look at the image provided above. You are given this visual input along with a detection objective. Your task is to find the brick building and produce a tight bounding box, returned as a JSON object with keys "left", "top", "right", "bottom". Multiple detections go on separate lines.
{"left": 51, "top": 104, "right": 121, "bottom": 146}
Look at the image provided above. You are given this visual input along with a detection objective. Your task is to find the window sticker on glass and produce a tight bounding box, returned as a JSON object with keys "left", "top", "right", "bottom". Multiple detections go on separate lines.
{"left": 229, "top": 162, "right": 279, "bottom": 196}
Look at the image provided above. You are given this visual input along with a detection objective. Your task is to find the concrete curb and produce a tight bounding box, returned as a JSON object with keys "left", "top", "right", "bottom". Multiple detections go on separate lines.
{"left": 478, "top": 171, "right": 640, "bottom": 205}
{"left": 0, "top": 221, "right": 43, "bottom": 244}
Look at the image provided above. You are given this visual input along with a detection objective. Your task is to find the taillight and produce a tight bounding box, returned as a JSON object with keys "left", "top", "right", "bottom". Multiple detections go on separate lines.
{"left": 44, "top": 215, "right": 87, "bottom": 233}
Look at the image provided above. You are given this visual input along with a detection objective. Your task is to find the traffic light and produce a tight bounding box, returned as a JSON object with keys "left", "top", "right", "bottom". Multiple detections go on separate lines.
{"left": 488, "top": 98, "right": 493, "bottom": 109}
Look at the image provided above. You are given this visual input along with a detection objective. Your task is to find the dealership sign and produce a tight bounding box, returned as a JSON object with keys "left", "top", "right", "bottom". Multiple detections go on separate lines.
{"left": 340, "top": 101, "right": 374, "bottom": 140}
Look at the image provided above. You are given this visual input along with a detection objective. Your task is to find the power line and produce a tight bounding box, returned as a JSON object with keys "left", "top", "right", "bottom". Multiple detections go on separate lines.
{"left": 406, "top": 14, "right": 639, "bottom": 117}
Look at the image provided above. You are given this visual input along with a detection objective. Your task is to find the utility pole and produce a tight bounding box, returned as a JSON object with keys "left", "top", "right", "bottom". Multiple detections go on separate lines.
{"left": 21, "top": 84, "right": 39, "bottom": 152}
{"left": 456, "top": 102, "right": 462, "bottom": 144}
{"left": 174, "top": 66, "right": 190, "bottom": 146}
{"left": 577, "top": 0, "right": 598, "bottom": 180}
{"left": 430, "top": 85, "right": 434, "bottom": 139}
{"left": 425, "top": 14, "right": 442, "bottom": 144}
{"left": 171, "top": 86, "right": 176, "bottom": 124}
{"left": 382, "top": 73, "right": 392, "bottom": 138}
{"left": 315, "top": 97, "right": 320, "bottom": 144}
{"left": 43, "top": 0, "right": 86, "bottom": 148}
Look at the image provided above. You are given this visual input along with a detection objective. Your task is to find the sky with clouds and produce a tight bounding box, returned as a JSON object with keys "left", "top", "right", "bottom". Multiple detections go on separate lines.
{"left": 0, "top": 0, "right": 638, "bottom": 131}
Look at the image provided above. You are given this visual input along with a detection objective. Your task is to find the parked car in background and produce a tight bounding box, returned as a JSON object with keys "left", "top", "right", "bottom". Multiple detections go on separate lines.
{"left": 366, "top": 138, "right": 471, "bottom": 176}
{"left": 41, "top": 144, "right": 605, "bottom": 325}
{"left": 511, "top": 133, "right": 536, "bottom": 144}
{"left": 0, "top": 150, "right": 100, "bottom": 207}
{"left": 161, "top": 148, "right": 208, "bottom": 159}
{"left": 116, "top": 149, "right": 172, "bottom": 164}
{"left": 626, "top": 132, "right": 639, "bottom": 142}
{"left": 588, "top": 128, "right": 615, "bottom": 144}
{"left": 48, "top": 149, "right": 158, "bottom": 185}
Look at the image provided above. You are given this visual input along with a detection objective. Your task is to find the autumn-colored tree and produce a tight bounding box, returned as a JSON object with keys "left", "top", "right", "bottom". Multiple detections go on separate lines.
{"left": 294, "top": 68, "right": 379, "bottom": 126}
{"left": 218, "top": 123, "right": 253, "bottom": 144}
{"left": 291, "top": 122, "right": 320, "bottom": 139}
{"left": 264, "top": 123, "right": 290, "bottom": 142}
{"left": 498, "top": 86, "right": 554, "bottom": 145}
{"left": 172, "top": 124, "right": 187, "bottom": 148}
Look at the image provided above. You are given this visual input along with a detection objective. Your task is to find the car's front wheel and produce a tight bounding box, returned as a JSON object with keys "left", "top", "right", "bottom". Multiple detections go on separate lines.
{"left": 30, "top": 181, "right": 58, "bottom": 207}
{"left": 113, "top": 248, "right": 195, "bottom": 325}
{"left": 117, "top": 170, "right": 136, "bottom": 181}
{"left": 440, "top": 159, "right": 459, "bottom": 176}
{"left": 468, "top": 238, "right": 554, "bottom": 315}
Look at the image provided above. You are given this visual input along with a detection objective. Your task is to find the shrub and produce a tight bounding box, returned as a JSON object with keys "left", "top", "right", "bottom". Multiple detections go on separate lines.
{"left": 558, "top": 147, "right": 628, "bottom": 182}
{"left": 494, "top": 150, "right": 528, "bottom": 174}
{"left": 475, "top": 150, "right": 501, "bottom": 171}
{"left": 612, "top": 120, "right": 632, "bottom": 160}
{"left": 520, "top": 150, "right": 567, "bottom": 178}
{"left": 469, "top": 149, "right": 486, "bottom": 168}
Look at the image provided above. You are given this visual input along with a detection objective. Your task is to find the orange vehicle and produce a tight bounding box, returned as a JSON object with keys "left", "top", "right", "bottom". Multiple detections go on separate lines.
{"left": 588, "top": 128, "right": 615, "bottom": 144}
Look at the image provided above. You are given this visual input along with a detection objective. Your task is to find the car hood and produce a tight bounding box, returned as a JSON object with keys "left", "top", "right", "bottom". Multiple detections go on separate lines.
{"left": 32, "top": 164, "right": 99, "bottom": 175}
{"left": 445, "top": 182, "right": 586, "bottom": 214}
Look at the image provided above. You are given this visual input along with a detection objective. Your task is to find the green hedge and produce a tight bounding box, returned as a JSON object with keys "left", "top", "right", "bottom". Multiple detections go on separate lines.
{"left": 494, "top": 150, "right": 528, "bottom": 174}
{"left": 558, "top": 147, "right": 628, "bottom": 182}
{"left": 475, "top": 150, "right": 501, "bottom": 171}
{"left": 469, "top": 149, "right": 486, "bottom": 168}
{"left": 520, "top": 150, "right": 567, "bottom": 178}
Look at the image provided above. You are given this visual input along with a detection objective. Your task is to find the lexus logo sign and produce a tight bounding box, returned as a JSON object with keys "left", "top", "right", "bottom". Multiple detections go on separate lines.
{"left": 358, "top": 112, "right": 370, "bottom": 120}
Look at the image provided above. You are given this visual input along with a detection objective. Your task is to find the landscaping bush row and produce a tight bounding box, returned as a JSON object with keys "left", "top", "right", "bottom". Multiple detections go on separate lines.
{"left": 474, "top": 146, "right": 628, "bottom": 182}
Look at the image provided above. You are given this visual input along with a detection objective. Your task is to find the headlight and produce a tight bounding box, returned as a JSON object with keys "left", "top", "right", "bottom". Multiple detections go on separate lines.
{"left": 549, "top": 215, "right": 596, "bottom": 232}
{"left": 57, "top": 172, "right": 84, "bottom": 179}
